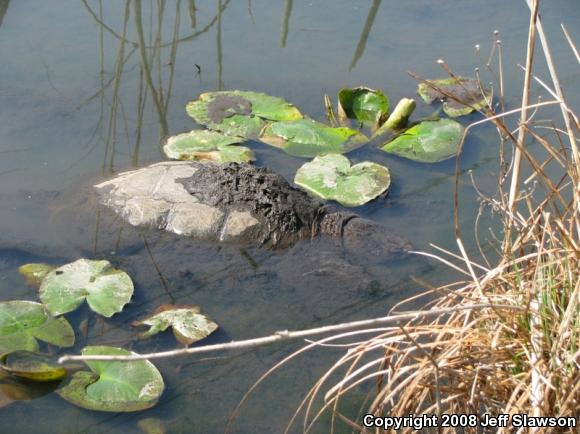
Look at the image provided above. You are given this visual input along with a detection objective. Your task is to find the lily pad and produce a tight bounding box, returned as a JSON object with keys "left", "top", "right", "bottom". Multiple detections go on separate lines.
{"left": 57, "top": 346, "right": 164, "bottom": 412}
{"left": 0, "top": 351, "right": 66, "bottom": 382}
{"left": 338, "top": 86, "right": 389, "bottom": 127}
{"left": 381, "top": 119, "right": 464, "bottom": 163}
{"left": 294, "top": 154, "right": 390, "bottom": 207}
{"left": 0, "top": 301, "right": 74, "bottom": 354}
{"left": 18, "top": 263, "right": 55, "bottom": 287}
{"left": 132, "top": 304, "right": 218, "bottom": 346}
{"left": 163, "top": 131, "right": 254, "bottom": 163}
{"left": 417, "top": 77, "right": 491, "bottom": 117}
{"left": 260, "top": 119, "right": 368, "bottom": 158}
{"left": 39, "top": 259, "right": 134, "bottom": 318}
{"left": 186, "top": 103, "right": 264, "bottom": 138}
{"left": 186, "top": 91, "right": 302, "bottom": 138}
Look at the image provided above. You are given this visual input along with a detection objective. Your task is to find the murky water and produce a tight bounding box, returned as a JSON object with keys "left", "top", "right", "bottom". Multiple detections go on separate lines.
{"left": 0, "top": 1, "right": 578, "bottom": 433}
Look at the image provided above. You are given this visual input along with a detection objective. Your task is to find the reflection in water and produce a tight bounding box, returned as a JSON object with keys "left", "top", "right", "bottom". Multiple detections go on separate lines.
{"left": 188, "top": 0, "right": 196, "bottom": 28}
{"left": 350, "top": 0, "right": 382, "bottom": 70}
{"left": 78, "top": 0, "right": 232, "bottom": 175}
{"left": 133, "top": 0, "right": 171, "bottom": 141}
{"left": 0, "top": 371, "right": 59, "bottom": 410}
{"left": 70, "top": 0, "right": 235, "bottom": 261}
{"left": 72, "top": 0, "right": 384, "bottom": 179}
{"left": 279, "top": 0, "right": 293, "bottom": 48}
{"left": 217, "top": 0, "right": 223, "bottom": 90}
{"left": 0, "top": 0, "right": 9, "bottom": 29}
{"left": 277, "top": 0, "right": 377, "bottom": 68}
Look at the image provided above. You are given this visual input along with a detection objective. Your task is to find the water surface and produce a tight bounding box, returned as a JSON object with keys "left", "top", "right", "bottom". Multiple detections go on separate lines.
{"left": 0, "top": 1, "right": 578, "bottom": 433}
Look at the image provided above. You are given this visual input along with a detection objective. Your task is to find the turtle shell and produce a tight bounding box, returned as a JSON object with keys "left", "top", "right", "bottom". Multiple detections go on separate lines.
{"left": 94, "top": 161, "right": 321, "bottom": 247}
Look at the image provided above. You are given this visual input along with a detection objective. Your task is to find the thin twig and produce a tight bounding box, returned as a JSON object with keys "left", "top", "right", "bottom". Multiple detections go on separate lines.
{"left": 58, "top": 304, "right": 523, "bottom": 364}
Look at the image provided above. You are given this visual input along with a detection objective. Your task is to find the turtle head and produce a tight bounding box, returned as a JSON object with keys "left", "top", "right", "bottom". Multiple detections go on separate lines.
{"left": 319, "top": 212, "right": 412, "bottom": 260}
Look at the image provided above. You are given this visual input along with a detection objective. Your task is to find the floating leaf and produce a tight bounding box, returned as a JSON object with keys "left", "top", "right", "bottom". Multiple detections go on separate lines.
{"left": 260, "top": 119, "right": 368, "bottom": 158}
{"left": 338, "top": 86, "right": 389, "bottom": 127}
{"left": 57, "top": 346, "right": 164, "bottom": 412}
{"left": 39, "top": 259, "right": 134, "bottom": 318}
{"left": 211, "top": 91, "right": 302, "bottom": 121}
{"left": 18, "top": 263, "right": 55, "bottom": 287}
{"left": 186, "top": 103, "right": 264, "bottom": 138}
{"left": 381, "top": 119, "right": 464, "bottom": 163}
{"left": 133, "top": 304, "right": 218, "bottom": 346}
{"left": 186, "top": 91, "right": 302, "bottom": 138}
{"left": 0, "top": 301, "right": 74, "bottom": 354}
{"left": 417, "top": 77, "right": 490, "bottom": 117}
{"left": 0, "top": 351, "right": 66, "bottom": 382}
{"left": 294, "top": 154, "right": 390, "bottom": 207}
{"left": 163, "top": 131, "right": 254, "bottom": 163}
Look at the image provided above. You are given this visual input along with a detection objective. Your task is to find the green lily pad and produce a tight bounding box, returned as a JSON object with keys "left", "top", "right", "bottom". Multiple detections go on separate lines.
{"left": 57, "top": 346, "right": 164, "bottom": 412}
{"left": 381, "top": 119, "right": 464, "bottom": 163}
{"left": 186, "top": 91, "right": 302, "bottom": 138}
{"left": 294, "top": 154, "right": 390, "bottom": 207}
{"left": 0, "top": 351, "right": 66, "bottom": 382}
{"left": 417, "top": 77, "right": 491, "bottom": 117}
{"left": 39, "top": 259, "right": 134, "bottom": 318}
{"left": 163, "top": 131, "right": 254, "bottom": 163}
{"left": 186, "top": 103, "right": 265, "bottom": 138}
{"left": 260, "top": 119, "right": 368, "bottom": 158}
{"left": 208, "top": 91, "right": 303, "bottom": 121}
{"left": 338, "top": 86, "right": 389, "bottom": 127}
{"left": 0, "top": 301, "right": 74, "bottom": 354}
{"left": 132, "top": 304, "right": 218, "bottom": 346}
{"left": 18, "top": 263, "right": 55, "bottom": 287}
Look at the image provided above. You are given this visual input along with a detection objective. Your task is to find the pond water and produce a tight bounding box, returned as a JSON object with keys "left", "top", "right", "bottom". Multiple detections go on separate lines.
{"left": 0, "top": 1, "right": 578, "bottom": 433}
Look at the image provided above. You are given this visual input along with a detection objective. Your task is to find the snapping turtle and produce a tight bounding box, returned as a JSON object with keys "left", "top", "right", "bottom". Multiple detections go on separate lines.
{"left": 0, "top": 161, "right": 426, "bottom": 330}
{"left": 94, "top": 161, "right": 411, "bottom": 257}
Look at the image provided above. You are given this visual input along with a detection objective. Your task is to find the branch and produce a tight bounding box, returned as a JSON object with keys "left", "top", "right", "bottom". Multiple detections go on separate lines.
{"left": 58, "top": 303, "right": 524, "bottom": 364}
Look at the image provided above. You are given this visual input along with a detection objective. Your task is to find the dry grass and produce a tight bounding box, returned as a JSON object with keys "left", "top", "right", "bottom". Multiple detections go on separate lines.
{"left": 269, "top": 2, "right": 580, "bottom": 432}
